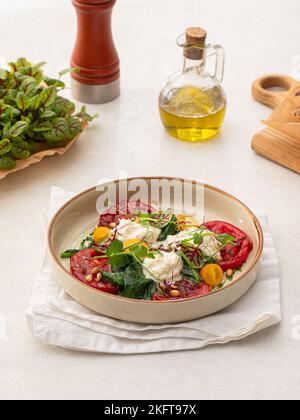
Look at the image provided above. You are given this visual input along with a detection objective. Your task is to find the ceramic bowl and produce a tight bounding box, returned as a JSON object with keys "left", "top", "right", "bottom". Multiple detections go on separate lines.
{"left": 48, "top": 178, "right": 263, "bottom": 324}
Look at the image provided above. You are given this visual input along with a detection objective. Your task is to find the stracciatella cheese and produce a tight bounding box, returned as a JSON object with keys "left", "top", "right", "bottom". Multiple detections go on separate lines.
{"left": 116, "top": 219, "right": 161, "bottom": 244}
{"left": 143, "top": 251, "right": 183, "bottom": 284}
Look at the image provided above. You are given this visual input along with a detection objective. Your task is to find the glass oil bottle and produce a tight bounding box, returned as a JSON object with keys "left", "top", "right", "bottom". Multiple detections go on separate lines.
{"left": 159, "top": 28, "right": 226, "bottom": 142}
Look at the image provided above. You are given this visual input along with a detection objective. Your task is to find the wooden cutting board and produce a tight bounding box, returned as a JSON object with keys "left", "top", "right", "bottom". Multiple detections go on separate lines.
{"left": 252, "top": 74, "right": 300, "bottom": 174}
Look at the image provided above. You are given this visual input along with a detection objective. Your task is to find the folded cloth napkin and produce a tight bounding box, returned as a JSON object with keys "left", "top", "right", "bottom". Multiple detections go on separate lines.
{"left": 26, "top": 187, "right": 282, "bottom": 354}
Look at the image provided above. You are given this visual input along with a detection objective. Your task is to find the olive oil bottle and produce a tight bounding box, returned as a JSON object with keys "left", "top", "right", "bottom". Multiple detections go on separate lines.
{"left": 159, "top": 28, "right": 226, "bottom": 142}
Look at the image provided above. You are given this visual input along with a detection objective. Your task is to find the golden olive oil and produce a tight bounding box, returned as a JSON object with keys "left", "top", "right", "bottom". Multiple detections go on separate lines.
{"left": 159, "top": 86, "right": 226, "bottom": 142}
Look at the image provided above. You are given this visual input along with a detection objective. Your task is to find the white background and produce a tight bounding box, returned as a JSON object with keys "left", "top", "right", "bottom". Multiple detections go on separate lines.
{"left": 1, "top": 0, "right": 300, "bottom": 400}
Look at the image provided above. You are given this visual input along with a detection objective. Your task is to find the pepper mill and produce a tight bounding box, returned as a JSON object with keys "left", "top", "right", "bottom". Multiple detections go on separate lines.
{"left": 71, "top": 0, "right": 120, "bottom": 104}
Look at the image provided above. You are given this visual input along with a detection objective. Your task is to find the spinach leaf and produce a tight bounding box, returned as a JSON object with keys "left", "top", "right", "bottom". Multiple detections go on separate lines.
{"left": 158, "top": 214, "right": 179, "bottom": 241}
{"left": 120, "top": 262, "right": 156, "bottom": 299}
{"left": 181, "top": 258, "right": 200, "bottom": 283}
{"left": 101, "top": 271, "right": 125, "bottom": 287}
{"left": 143, "top": 281, "right": 158, "bottom": 300}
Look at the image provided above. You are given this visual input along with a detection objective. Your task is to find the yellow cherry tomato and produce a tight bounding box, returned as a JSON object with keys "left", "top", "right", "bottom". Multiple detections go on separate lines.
{"left": 200, "top": 264, "right": 224, "bottom": 287}
{"left": 93, "top": 227, "right": 111, "bottom": 244}
{"left": 123, "top": 238, "right": 148, "bottom": 253}
{"left": 177, "top": 215, "right": 200, "bottom": 231}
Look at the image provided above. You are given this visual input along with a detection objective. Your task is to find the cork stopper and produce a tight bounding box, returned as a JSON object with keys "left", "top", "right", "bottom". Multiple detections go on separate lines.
{"left": 184, "top": 27, "right": 207, "bottom": 60}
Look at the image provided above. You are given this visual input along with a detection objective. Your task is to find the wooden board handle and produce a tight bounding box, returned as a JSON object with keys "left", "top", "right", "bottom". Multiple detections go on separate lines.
{"left": 252, "top": 74, "right": 299, "bottom": 109}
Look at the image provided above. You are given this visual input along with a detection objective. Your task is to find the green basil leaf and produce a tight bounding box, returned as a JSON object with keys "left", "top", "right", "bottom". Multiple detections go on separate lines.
{"left": 106, "top": 240, "right": 124, "bottom": 257}
{"left": 131, "top": 245, "right": 148, "bottom": 259}
{"left": 0, "top": 139, "right": 11, "bottom": 155}
{"left": 108, "top": 254, "right": 131, "bottom": 270}
{"left": 0, "top": 155, "right": 16, "bottom": 170}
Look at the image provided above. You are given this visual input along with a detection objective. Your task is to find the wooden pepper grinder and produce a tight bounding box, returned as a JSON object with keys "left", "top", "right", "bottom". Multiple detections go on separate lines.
{"left": 71, "top": 0, "right": 120, "bottom": 104}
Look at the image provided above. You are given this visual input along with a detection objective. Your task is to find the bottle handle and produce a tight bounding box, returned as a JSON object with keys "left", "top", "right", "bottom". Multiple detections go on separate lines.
{"left": 206, "top": 44, "right": 225, "bottom": 83}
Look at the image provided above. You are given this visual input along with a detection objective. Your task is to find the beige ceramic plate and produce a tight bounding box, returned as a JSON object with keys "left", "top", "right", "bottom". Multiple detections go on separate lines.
{"left": 48, "top": 178, "right": 264, "bottom": 324}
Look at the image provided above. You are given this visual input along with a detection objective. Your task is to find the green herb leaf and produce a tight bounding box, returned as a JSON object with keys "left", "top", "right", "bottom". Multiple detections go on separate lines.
{"left": 130, "top": 245, "right": 148, "bottom": 259}
{"left": 60, "top": 249, "right": 79, "bottom": 258}
{"left": 59, "top": 68, "right": 80, "bottom": 77}
{"left": 120, "top": 262, "right": 156, "bottom": 299}
{"left": 216, "top": 233, "right": 237, "bottom": 246}
{"left": 79, "top": 234, "right": 94, "bottom": 250}
{"left": 158, "top": 214, "right": 178, "bottom": 241}
{"left": 11, "top": 139, "right": 30, "bottom": 159}
{"left": 20, "top": 77, "right": 38, "bottom": 94}
{"left": 101, "top": 271, "right": 125, "bottom": 287}
{"left": 16, "top": 92, "right": 28, "bottom": 111}
{"left": 143, "top": 282, "right": 158, "bottom": 300}
{"left": 0, "top": 69, "right": 8, "bottom": 80}
{"left": 106, "top": 240, "right": 124, "bottom": 257}
{"left": 9, "top": 121, "right": 28, "bottom": 138}
{"left": 41, "top": 110, "right": 56, "bottom": 119}
{"left": 109, "top": 254, "right": 131, "bottom": 271}
{"left": 0, "top": 139, "right": 11, "bottom": 155}
{"left": 39, "top": 86, "right": 57, "bottom": 108}
{"left": 0, "top": 155, "right": 16, "bottom": 169}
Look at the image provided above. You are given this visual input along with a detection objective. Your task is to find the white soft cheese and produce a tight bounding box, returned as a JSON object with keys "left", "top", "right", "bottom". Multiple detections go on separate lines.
{"left": 154, "top": 228, "right": 221, "bottom": 259}
{"left": 143, "top": 251, "right": 183, "bottom": 284}
{"left": 116, "top": 219, "right": 161, "bottom": 244}
{"left": 200, "top": 232, "right": 221, "bottom": 259}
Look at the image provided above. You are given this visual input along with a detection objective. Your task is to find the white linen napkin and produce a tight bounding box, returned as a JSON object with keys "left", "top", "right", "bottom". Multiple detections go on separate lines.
{"left": 26, "top": 187, "right": 282, "bottom": 354}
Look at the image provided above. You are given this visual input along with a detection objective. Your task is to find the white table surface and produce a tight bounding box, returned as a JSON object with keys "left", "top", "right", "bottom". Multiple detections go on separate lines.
{"left": 0, "top": 0, "right": 300, "bottom": 401}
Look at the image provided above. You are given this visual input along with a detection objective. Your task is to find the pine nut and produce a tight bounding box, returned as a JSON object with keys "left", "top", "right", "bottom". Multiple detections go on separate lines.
{"left": 109, "top": 222, "right": 117, "bottom": 229}
{"left": 170, "top": 284, "right": 179, "bottom": 289}
{"left": 85, "top": 275, "right": 93, "bottom": 283}
{"left": 92, "top": 267, "right": 100, "bottom": 274}
{"left": 170, "top": 290, "right": 181, "bottom": 298}
{"left": 96, "top": 272, "right": 102, "bottom": 282}
{"left": 227, "top": 269, "right": 233, "bottom": 277}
